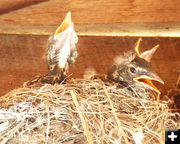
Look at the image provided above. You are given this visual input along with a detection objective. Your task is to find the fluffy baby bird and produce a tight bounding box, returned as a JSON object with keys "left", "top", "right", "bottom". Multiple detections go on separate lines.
{"left": 108, "top": 39, "right": 164, "bottom": 94}
{"left": 41, "top": 12, "right": 78, "bottom": 84}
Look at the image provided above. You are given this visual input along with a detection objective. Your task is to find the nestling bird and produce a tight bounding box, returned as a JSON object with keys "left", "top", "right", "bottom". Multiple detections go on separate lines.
{"left": 107, "top": 39, "right": 164, "bottom": 94}
{"left": 40, "top": 12, "right": 78, "bottom": 84}
{"left": 27, "top": 12, "right": 78, "bottom": 85}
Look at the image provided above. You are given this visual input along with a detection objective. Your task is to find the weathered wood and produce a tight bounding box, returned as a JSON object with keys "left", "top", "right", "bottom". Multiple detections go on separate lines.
{"left": 0, "top": 0, "right": 180, "bottom": 26}
{"left": 1, "top": 23, "right": 180, "bottom": 37}
{"left": 0, "top": 0, "right": 48, "bottom": 14}
{"left": 0, "top": 34, "right": 179, "bottom": 97}
{"left": 0, "top": 34, "right": 48, "bottom": 95}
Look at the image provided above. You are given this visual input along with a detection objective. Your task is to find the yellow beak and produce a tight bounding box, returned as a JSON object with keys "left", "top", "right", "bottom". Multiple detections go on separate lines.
{"left": 54, "top": 11, "right": 72, "bottom": 36}
{"left": 134, "top": 75, "right": 164, "bottom": 94}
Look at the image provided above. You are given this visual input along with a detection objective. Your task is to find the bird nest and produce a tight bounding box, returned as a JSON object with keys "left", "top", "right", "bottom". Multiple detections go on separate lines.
{"left": 0, "top": 79, "right": 179, "bottom": 144}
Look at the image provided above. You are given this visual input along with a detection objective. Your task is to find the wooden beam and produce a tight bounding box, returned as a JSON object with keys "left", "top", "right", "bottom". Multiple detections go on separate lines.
{"left": 0, "top": 0, "right": 48, "bottom": 14}
{"left": 1, "top": 23, "right": 180, "bottom": 37}
{"left": 0, "top": 0, "right": 180, "bottom": 26}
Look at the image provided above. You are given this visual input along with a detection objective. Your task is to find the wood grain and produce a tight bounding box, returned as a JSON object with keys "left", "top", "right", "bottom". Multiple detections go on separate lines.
{"left": 1, "top": 23, "right": 180, "bottom": 37}
{"left": 0, "top": 34, "right": 48, "bottom": 95}
{"left": 0, "top": 35, "right": 179, "bottom": 98}
{"left": 0, "top": 0, "right": 180, "bottom": 26}
{"left": 0, "top": 0, "right": 48, "bottom": 14}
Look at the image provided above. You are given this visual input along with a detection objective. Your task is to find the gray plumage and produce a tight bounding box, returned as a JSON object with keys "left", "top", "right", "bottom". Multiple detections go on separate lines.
{"left": 107, "top": 44, "right": 164, "bottom": 94}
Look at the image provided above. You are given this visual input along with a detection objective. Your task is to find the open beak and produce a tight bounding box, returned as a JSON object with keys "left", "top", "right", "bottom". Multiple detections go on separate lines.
{"left": 50, "top": 11, "right": 78, "bottom": 69}
{"left": 134, "top": 74, "right": 164, "bottom": 94}
{"left": 54, "top": 11, "right": 72, "bottom": 37}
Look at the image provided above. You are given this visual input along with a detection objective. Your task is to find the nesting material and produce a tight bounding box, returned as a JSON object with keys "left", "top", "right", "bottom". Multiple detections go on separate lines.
{"left": 0, "top": 79, "right": 179, "bottom": 144}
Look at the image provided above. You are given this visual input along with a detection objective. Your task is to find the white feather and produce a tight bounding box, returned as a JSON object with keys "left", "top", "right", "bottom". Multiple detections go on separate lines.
{"left": 53, "top": 23, "right": 78, "bottom": 69}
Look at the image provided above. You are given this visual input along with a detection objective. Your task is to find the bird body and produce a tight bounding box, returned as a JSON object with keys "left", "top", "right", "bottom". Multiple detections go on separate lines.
{"left": 27, "top": 12, "right": 78, "bottom": 85}
{"left": 47, "top": 23, "right": 78, "bottom": 71}
{"left": 43, "top": 12, "right": 78, "bottom": 84}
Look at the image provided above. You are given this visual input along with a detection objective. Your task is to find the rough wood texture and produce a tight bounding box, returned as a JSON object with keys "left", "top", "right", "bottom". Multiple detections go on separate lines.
{"left": 0, "top": 34, "right": 48, "bottom": 95}
{"left": 0, "top": 0, "right": 48, "bottom": 14}
{"left": 1, "top": 23, "right": 180, "bottom": 37}
{"left": 0, "top": 0, "right": 180, "bottom": 26}
{"left": 0, "top": 35, "right": 179, "bottom": 97}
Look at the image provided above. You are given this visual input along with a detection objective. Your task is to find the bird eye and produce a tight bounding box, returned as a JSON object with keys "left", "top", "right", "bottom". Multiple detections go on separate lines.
{"left": 130, "top": 67, "right": 136, "bottom": 73}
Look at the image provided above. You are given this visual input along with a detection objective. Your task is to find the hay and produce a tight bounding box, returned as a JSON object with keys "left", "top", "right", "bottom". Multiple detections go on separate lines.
{"left": 0, "top": 79, "right": 179, "bottom": 144}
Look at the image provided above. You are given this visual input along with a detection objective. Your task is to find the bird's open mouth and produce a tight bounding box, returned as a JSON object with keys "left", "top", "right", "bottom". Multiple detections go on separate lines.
{"left": 134, "top": 75, "right": 164, "bottom": 93}
{"left": 54, "top": 12, "right": 72, "bottom": 37}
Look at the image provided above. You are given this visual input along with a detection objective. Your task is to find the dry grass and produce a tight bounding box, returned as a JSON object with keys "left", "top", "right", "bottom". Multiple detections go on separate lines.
{"left": 0, "top": 79, "right": 179, "bottom": 144}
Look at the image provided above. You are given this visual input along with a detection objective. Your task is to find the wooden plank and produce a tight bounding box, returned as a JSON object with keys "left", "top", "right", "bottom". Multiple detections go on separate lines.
{"left": 0, "top": 34, "right": 179, "bottom": 97}
{"left": 0, "top": 0, "right": 69, "bottom": 26}
{"left": 0, "top": 0, "right": 180, "bottom": 26}
{"left": 70, "top": 0, "right": 180, "bottom": 23}
{"left": 1, "top": 23, "right": 180, "bottom": 37}
{"left": 0, "top": 34, "right": 48, "bottom": 95}
{"left": 0, "top": 0, "right": 48, "bottom": 14}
